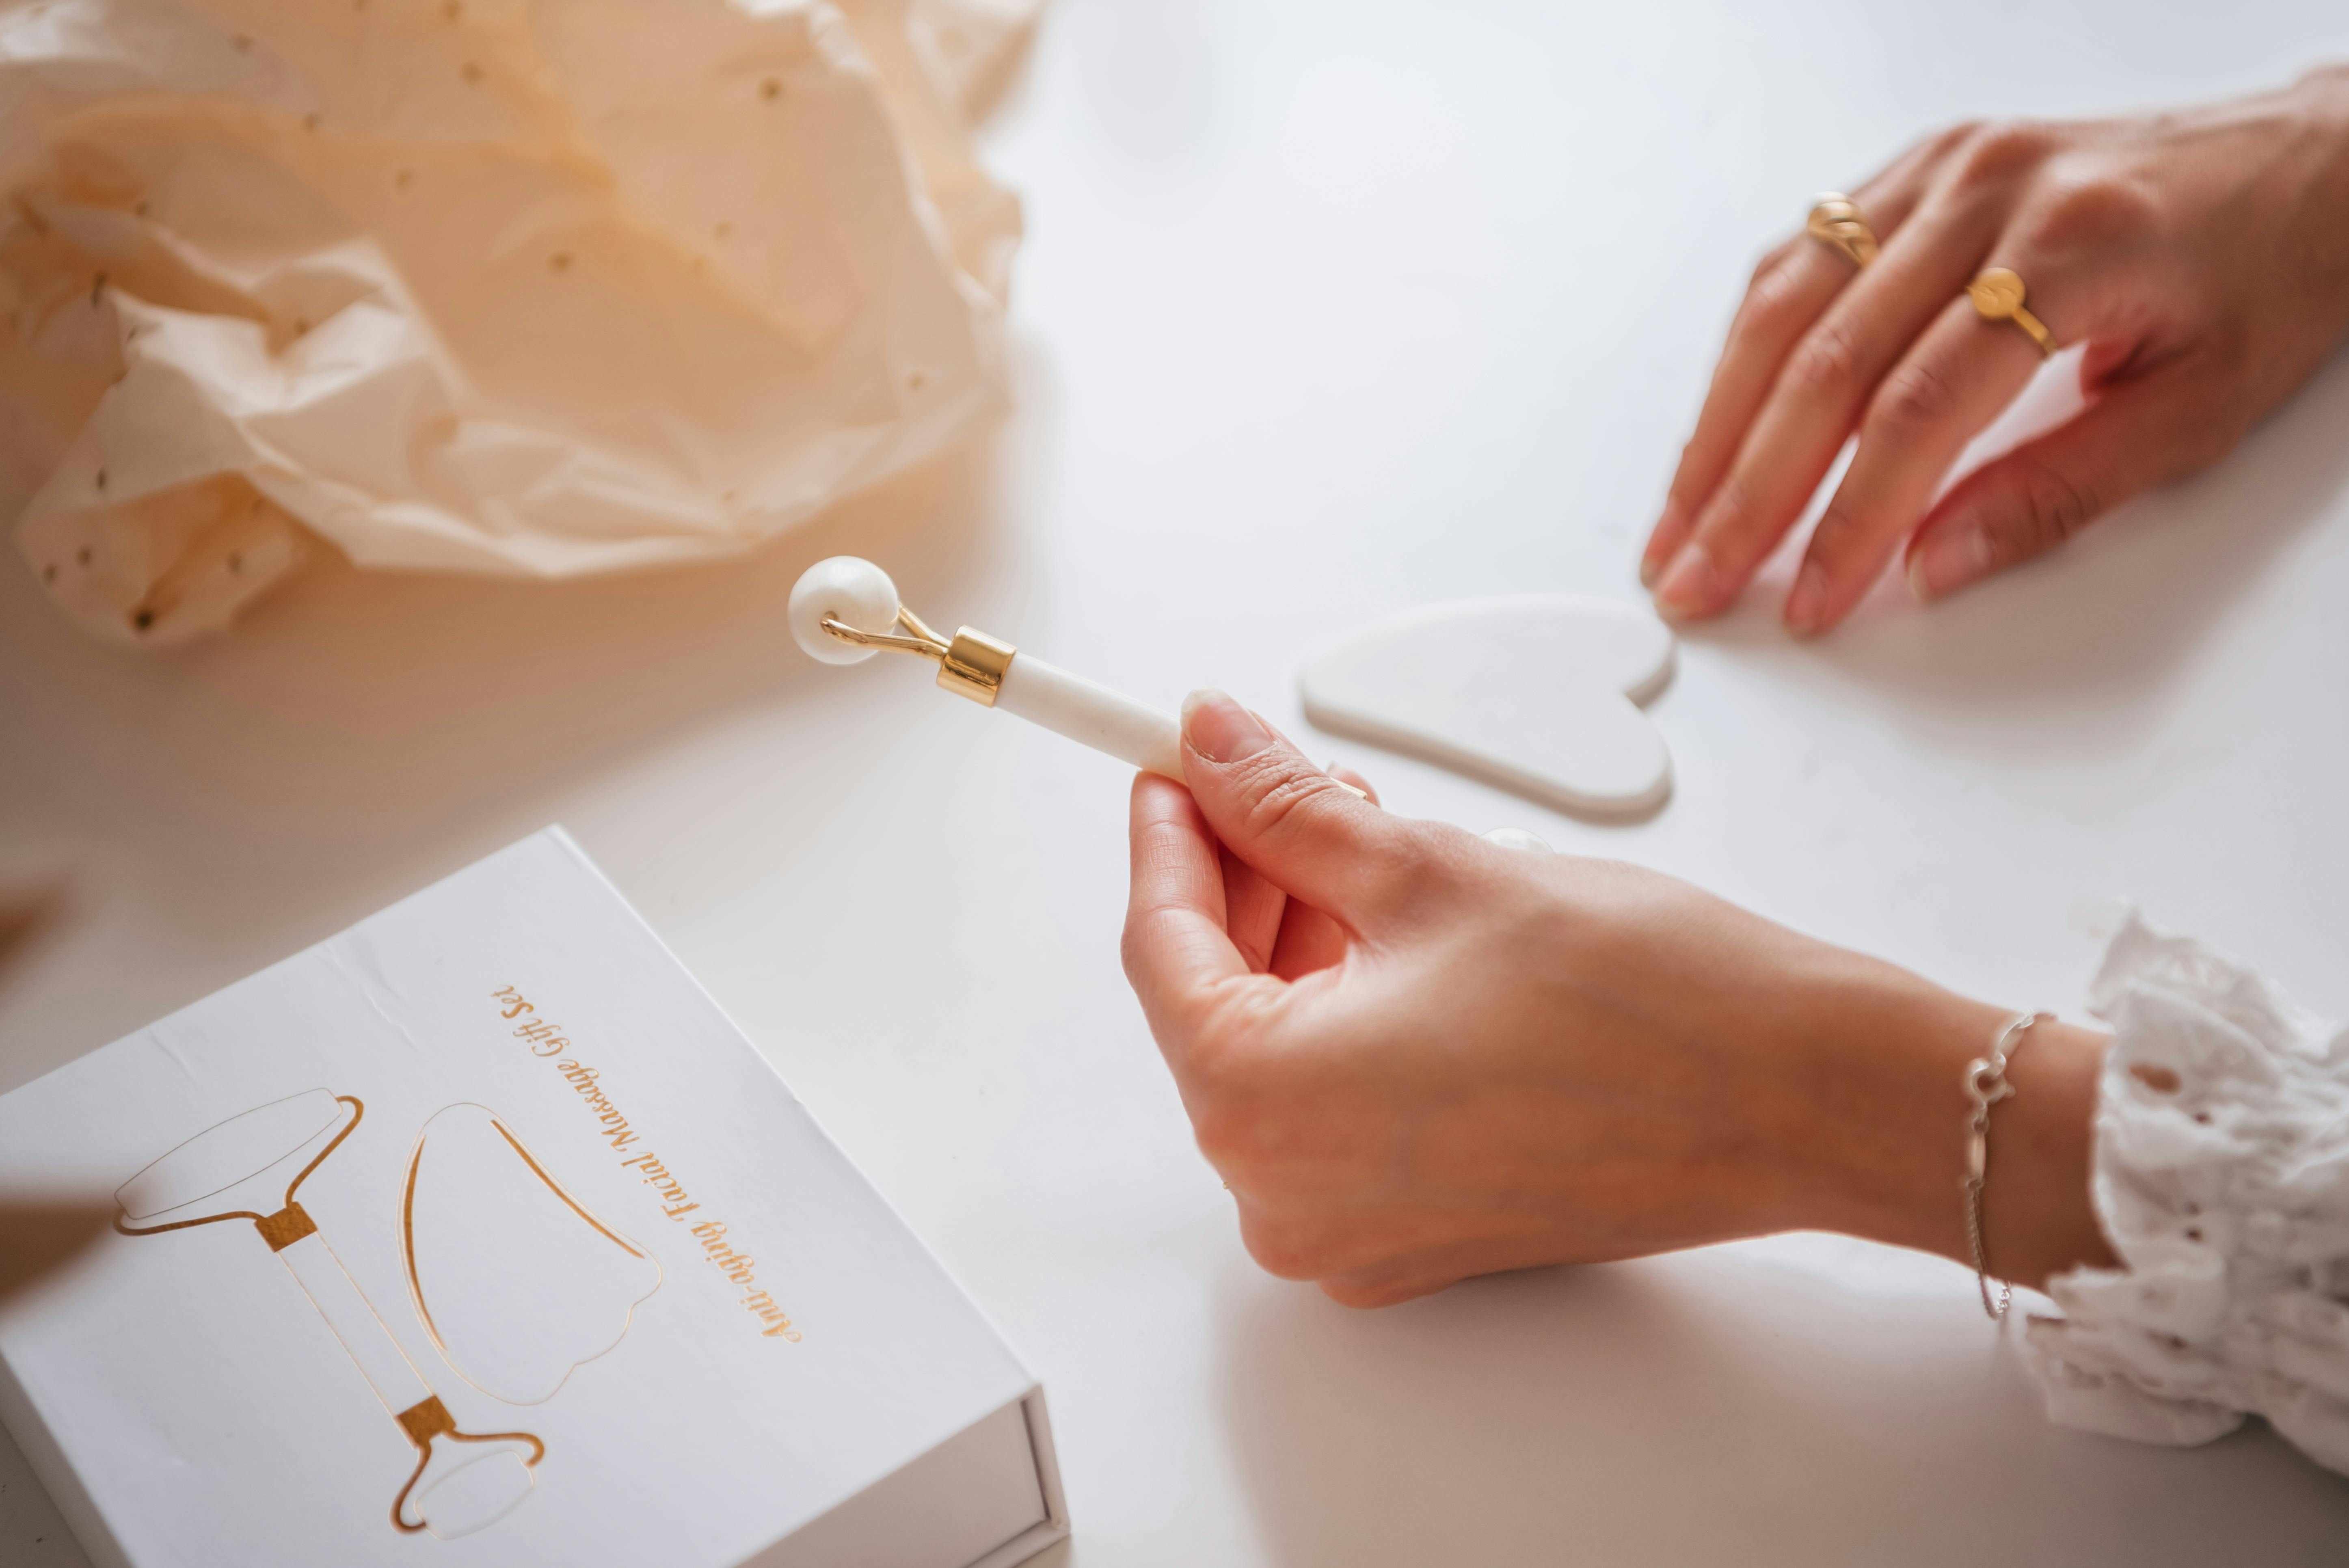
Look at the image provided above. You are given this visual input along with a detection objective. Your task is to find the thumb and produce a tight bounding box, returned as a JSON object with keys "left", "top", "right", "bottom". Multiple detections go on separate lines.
{"left": 1905, "top": 378, "right": 2227, "bottom": 601}
{"left": 1179, "top": 689, "right": 1419, "bottom": 924}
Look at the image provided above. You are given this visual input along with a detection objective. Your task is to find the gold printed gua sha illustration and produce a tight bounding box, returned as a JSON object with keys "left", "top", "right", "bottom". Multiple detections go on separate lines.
{"left": 402, "top": 1104, "right": 662, "bottom": 1406}
{"left": 115, "top": 1089, "right": 545, "bottom": 1541}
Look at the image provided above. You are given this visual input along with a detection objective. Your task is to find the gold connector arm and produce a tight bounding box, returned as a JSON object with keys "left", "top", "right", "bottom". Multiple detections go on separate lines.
{"left": 819, "top": 614, "right": 949, "bottom": 660}
{"left": 894, "top": 606, "right": 949, "bottom": 648}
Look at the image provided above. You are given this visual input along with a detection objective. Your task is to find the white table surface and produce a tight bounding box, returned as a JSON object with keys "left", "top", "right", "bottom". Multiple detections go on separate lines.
{"left": 9, "top": 2, "right": 2349, "bottom": 1562}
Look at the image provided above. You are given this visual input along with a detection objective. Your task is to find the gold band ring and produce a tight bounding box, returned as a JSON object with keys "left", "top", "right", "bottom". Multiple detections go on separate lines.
{"left": 1805, "top": 193, "right": 1878, "bottom": 269}
{"left": 1967, "top": 267, "right": 2057, "bottom": 357}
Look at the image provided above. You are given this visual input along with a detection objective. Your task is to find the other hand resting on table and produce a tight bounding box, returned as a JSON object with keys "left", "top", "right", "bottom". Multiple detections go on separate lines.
{"left": 1641, "top": 64, "right": 2349, "bottom": 635}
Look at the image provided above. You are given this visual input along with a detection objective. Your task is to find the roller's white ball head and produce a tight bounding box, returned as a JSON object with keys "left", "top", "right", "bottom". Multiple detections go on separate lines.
{"left": 789, "top": 556, "right": 901, "bottom": 665}
{"left": 1482, "top": 827, "right": 1554, "bottom": 854}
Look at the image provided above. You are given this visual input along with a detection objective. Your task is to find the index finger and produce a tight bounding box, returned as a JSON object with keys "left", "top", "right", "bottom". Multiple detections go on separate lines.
{"left": 1642, "top": 238, "right": 1855, "bottom": 585}
{"left": 1642, "top": 134, "right": 1950, "bottom": 585}
{"left": 1122, "top": 773, "right": 1264, "bottom": 1046}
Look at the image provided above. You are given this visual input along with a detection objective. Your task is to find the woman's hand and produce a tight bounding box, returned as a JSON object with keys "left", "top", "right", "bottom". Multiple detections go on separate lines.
{"left": 1122, "top": 692, "right": 2114, "bottom": 1305}
{"left": 1642, "top": 65, "right": 2349, "bottom": 635}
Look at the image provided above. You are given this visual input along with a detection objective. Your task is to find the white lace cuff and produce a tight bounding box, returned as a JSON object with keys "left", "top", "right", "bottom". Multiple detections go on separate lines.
{"left": 2025, "top": 913, "right": 2349, "bottom": 1475}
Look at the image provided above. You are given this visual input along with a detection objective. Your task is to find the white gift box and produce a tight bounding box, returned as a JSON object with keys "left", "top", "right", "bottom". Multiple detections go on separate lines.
{"left": 0, "top": 829, "right": 1068, "bottom": 1568}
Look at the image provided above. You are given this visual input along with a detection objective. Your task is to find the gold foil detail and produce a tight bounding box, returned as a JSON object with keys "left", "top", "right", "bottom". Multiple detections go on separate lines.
{"left": 254, "top": 1201, "right": 318, "bottom": 1252}
{"left": 401, "top": 1101, "right": 663, "bottom": 1406}
{"left": 938, "top": 626, "right": 1015, "bottom": 707}
{"left": 395, "top": 1395, "right": 456, "bottom": 1450}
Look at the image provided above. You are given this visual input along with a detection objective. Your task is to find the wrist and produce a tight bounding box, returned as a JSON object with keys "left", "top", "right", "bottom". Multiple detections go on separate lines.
{"left": 1781, "top": 959, "right": 2114, "bottom": 1288}
{"left": 1978, "top": 1017, "right": 2116, "bottom": 1288}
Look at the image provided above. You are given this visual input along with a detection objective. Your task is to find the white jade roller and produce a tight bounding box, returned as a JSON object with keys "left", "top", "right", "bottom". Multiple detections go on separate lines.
{"left": 789, "top": 556, "right": 1184, "bottom": 779}
{"left": 786, "top": 556, "right": 1555, "bottom": 853}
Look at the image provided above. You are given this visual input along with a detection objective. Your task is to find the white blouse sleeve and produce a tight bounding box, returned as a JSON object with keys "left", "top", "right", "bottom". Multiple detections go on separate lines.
{"left": 2025, "top": 913, "right": 2349, "bottom": 1476}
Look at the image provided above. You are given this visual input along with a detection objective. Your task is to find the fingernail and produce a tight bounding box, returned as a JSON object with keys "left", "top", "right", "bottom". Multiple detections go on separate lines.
{"left": 1652, "top": 540, "right": 1716, "bottom": 618}
{"left": 1909, "top": 519, "right": 1995, "bottom": 601}
{"left": 1783, "top": 561, "right": 1828, "bottom": 636}
{"left": 1640, "top": 499, "right": 1685, "bottom": 588}
{"left": 1182, "top": 689, "right": 1274, "bottom": 764}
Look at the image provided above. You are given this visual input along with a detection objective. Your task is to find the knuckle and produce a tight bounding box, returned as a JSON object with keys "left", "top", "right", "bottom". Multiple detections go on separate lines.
{"left": 1746, "top": 241, "right": 1795, "bottom": 291}
{"left": 1228, "top": 758, "right": 1429, "bottom": 905}
{"left": 1869, "top": 357, "right": 1959, "bottom": 435}
{"left": 2023, "top": 175, "right": 2159, "bottom": 259}
{"left": 1357, "top": 821, "right": 1454, "bottom": 914}
{"left": 1689, "top": 475, "right": 1769, "bottom": 563}
{"left": 1706, "top": 474, "right": 1757, "bottom": 532}
{"left": 1807, "top": 501, "right": 1861, "bottom": 559}
{"left": 1402, "top": 820, "right": 1478, "bottom": 882}
{"left": 2003, "top": 455, "right": 2101, "bottom": 556}
{"left": 1782, "top": 319, "right": 1866, "bottom": 399}
{"left": 1232, "top": 760, "right": 1342, "bottom": 846}
{"left": 1737, "top": 251, "right": 1807, "bottom": 335}
{"left": 1951, "top": 119, "right": 2056, "bottom": 191}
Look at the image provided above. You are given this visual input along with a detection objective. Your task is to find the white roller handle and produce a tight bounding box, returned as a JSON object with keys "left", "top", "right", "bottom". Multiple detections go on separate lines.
{"left": 996, "top": 654, "right": 1182, "bottom": 780}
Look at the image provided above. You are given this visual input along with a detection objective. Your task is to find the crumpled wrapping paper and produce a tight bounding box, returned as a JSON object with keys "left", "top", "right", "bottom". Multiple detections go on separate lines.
{"left": 0, "top": 0, "right": 1039, "bottom": 644}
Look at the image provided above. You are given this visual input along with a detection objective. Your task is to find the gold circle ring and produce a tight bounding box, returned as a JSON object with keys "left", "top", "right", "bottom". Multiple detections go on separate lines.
{"left": 1967, "top": 267, "right": 2057, "bottom": 357}
{"left": 1805, "top": 193, "right": 1879, "bottom": 269}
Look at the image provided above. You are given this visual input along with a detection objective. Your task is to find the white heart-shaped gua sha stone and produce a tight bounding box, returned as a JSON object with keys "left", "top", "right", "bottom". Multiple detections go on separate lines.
{"left": 1299, "top": 596, "right": 1676, "bottom": 818}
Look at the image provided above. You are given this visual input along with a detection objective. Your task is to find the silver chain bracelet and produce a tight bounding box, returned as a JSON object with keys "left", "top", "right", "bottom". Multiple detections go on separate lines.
{"left": 1962, "top": 1011, "right": 2053, "bottom": 1322}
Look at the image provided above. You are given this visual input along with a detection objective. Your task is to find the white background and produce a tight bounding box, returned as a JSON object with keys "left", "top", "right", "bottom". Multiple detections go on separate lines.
{"left": 8, "top": 0, "right": 2349, "bottom": 1561}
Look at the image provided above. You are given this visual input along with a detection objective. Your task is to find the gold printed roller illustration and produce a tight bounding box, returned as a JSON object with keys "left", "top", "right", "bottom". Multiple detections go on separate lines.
{"left": 115, "top": 1090, "right": 546, "bottom": 1540}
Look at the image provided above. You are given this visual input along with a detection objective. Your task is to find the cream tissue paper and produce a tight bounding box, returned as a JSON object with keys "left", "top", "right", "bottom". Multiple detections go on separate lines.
{"left": 0, "top": 0, "right": 1040, "bottom": 645}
